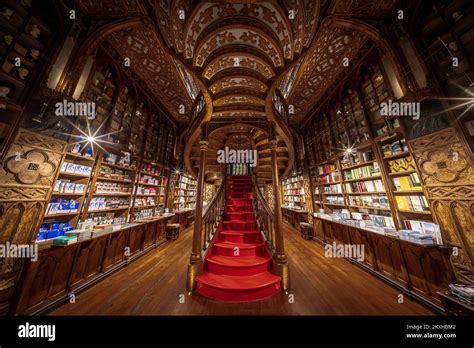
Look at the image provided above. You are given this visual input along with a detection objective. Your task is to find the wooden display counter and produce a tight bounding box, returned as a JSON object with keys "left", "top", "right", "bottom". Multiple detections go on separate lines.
{"left": 312, "top": 216, "right": 455, "bottom": 312}
{"left": 14, "top": 215, "right": 174, "bottom": 315}
{"left": 171, "top": 209, "right": 195, "bottom": 230}
{"left": 281, "top": 207, "right": 308, "bottom": 230}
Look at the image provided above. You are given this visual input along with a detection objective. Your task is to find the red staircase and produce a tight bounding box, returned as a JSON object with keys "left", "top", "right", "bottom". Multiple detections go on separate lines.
{"left": 196, "top": 175, "right": 281, "bottom": 302}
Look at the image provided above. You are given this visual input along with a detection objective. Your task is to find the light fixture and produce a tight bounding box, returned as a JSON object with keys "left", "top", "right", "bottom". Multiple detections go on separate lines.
{"left": 87, "top": 136, "right": 95, "bottom": 143}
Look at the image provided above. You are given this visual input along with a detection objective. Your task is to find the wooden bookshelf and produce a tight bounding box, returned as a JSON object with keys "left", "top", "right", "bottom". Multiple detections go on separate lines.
{"left": 172, "top": 170, "right": 197, "bottom": 212}
{"left": 0, "top": 0, "right": 53, "bottom": 159}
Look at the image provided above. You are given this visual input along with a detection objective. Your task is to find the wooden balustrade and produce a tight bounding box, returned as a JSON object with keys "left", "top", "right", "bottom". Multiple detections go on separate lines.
{"left": 251, "top": 175, "right": 276, "bottom": 255}
{"left": 202, "top": 177, "right": 227, "bottom": 252}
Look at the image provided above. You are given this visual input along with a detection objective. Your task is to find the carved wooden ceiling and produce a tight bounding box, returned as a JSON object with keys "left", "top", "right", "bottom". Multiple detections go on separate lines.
{"left": 77, "top": 0, "right": 400, "bottom": 126}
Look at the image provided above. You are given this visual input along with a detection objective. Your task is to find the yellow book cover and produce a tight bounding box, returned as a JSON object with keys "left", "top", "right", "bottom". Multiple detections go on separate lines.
{"left": 398, "top": 176, "right": 412, "bottom": 191}
{"left": 395, "top": 196, "right": 410, "bottom": 210}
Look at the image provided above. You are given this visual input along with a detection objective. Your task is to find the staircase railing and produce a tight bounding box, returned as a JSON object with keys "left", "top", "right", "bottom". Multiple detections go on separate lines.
{"left": 202, "top": 176, "right": 227, "bottom": 252}
{"left": 251, "top": 175, "right": 276, "bottom": 255}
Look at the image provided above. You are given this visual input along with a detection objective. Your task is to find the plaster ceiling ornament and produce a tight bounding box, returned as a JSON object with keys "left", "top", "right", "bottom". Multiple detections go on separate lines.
{"left": 203, "top": 53, "right": 275, "bottom": 81}
{"left": 194, "top": 27, "right": 284, "bottom": 68}
{"left": 210, "top": 76, "right": 268, "bottom": 95}
{"left": 213, "top": 95, "right": 266, "bottom": 108}
{"left": 286, "top": 21, "right": 368, "bottom": 122}
{"left": 184, "top": 2, "right": 293, "bottom": 60}
{"left": 106, "top": 23, "right": 194, "bottom": 123}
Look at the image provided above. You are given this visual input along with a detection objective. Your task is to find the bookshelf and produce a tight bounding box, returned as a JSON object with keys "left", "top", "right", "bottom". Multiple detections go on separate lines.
{"left": 318, "top": 161, "right": 345, "bottom": 211}
{"left": 172, "top": 170, "right": 197, "bottom": 212}
{"left": 282, "top": 174, "right": 307, "bottom": 211}
{"left": 132, "top": 160, "right": 169, "bottom": 221}
{"left": 377, "top": 133, "right": 434, "bottom": 232}
{"left": 81, "top": 151, "right": 137, "bottom": 226}
{"left": 84, "top": 63, "right": 117, "bottom": 135}
{"left": 37, "top": 145, "right": 96, "bottom": 241}
{"left": 0, "top": 0, "right": 52, "bottom": 159}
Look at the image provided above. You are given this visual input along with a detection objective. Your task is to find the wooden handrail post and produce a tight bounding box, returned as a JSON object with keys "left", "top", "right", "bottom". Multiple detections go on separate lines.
{"left": 186, "top": 130, "right": 209, "bottom": 292}
{"left": 269, "top": 138, "right": 290, "bottom": 291}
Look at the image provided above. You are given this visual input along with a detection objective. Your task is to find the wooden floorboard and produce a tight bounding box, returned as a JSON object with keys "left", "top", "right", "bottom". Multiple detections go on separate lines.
{"left": 51, "top": 224, "right": 434, "bottom": 315}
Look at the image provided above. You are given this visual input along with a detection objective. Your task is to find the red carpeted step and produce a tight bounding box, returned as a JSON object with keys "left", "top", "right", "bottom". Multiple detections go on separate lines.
{"left": 218, "top": 230, "right": 260, "bottom": 243}
{"left": 206, "top": 255, "right": 272, "bottom": 276}
{"left": 222, "top": 220, "right": 258, "bottom": 231}
{"left": 196, "top": 273, "right": 280, "bottom": 302}
{"left": 213, "top": 240, "right": 264, "bottom": 257}
{"left": 226, "top": 205, "right": 253, "bottom": 213}
{"left": 227, "top": 198, "right": 252, "bottom": 206}
{"left": 224, "top": 212, "right": 256, "bottom": 221}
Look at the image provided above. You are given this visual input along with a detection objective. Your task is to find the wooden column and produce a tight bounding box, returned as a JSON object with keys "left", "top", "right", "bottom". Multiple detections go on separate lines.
{"left": 186, "top": 131, "right": 209, "bottom": 292}
{"left": 269, "top": 138, "right": 290, "bottom": 291}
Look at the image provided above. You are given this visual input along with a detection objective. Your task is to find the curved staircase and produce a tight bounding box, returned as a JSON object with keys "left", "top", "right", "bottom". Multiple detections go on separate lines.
{"left": 196, "top": 175, "right": 281, "bottom": 302}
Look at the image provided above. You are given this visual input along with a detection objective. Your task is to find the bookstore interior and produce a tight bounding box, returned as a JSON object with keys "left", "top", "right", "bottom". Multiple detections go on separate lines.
{"left": 0, "top": 0, "right": 473, "bottom": 324}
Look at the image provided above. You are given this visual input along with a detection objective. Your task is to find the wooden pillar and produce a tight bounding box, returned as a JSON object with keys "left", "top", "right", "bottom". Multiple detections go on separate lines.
{"left": 186, "top": 129, "right": 209, "bottom": 292}
{"left": 269, "top": 138, "right": 290, "bottom": 291}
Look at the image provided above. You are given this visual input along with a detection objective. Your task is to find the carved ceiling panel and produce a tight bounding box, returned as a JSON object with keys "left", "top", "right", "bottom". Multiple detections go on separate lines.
{"left": 203, "top": 53, "right": 275, "bottom": 80}
{"left": 184, "top": 2, "right": 293, "bottom": 60}
{"left": 106, "top": 22, "right": 194, "bottom": 123}
{"left": 77, "top": 0, "right": 146, "bottom": 16}
{"left": 213, "top": 111, "right": 267, "bottom": 118}
{"left": 329, "top": 0, "right": 398, "bottom": 17}
{"left": 210, "top": 76, "right": 268, "bottom": 95}
{"left": 194, "top": 27, "right": 284, "bottom": 68}
{"left": 213, "top": 95, "right": 266, "bottom": 108}
{"left": 287, "top": 21, "right": 368, "bottom": 122}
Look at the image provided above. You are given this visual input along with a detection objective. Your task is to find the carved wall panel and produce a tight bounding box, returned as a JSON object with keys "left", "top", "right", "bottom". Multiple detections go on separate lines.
{"left": 409, "top": 128, "right": 474, "bottom": 285}
{"left": 0, "top": 128, "right": 65, "bottom": 314}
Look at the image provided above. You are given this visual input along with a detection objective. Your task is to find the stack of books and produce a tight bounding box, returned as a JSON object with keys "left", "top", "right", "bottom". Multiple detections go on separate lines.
{"left": 449, "top": 284, "right": 474, "bottom": 306}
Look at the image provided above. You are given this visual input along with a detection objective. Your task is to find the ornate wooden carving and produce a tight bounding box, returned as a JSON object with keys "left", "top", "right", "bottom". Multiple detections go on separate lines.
{"left": 409, "top": 128, "right": 474, "bottom": 285}
{"left": 0, "top": 129, "right": 65, "bottom": 314}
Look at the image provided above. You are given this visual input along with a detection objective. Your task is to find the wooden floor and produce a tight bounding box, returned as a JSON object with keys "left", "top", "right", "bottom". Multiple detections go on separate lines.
{"left": 51, "top": 224, "right": 433, "bottom": 315}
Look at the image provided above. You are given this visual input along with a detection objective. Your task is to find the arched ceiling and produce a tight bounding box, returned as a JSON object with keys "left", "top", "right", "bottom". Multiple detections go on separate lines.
{"left": 77, "top": 0, "right": 400, "bottom": 127}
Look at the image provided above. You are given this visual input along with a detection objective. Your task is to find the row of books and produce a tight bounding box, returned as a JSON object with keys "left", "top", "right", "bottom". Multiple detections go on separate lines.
{"left": 392, "top": 173, "right": 422, "bottom": 191}
{"left": 395, "top": 195, "right": 429, "bottom": 212}
{"left": 381, "top": 139, "right": 408, "bottom": 157}
{"left": 341, "top": 151, "right": 374, "bottom": 168}
{"left": 347, "top": 195, "right": 390, "bottom": 209}
{"left": 344, "top": 179, "right": 385, "bottom": 193}
{"left": 320, "top": 172, "right": 340, "bottom": 184}
{"left": 284, "top": 188, "right": 305, "bottom": 195}
{"left": 285, "top": 195, "right": 305, "bottom": 202}
{"left": 285, "top": 176, "right": 304, "bottom": 183}
{"left": 388, "top": 156, "right": 416, "bottom": 173}
{"left": 344, "top": 163, "right": 380, "bottom": 180}
{"left": 318, "top": 164, "right": 337, "bottom": 175}
{"left": 323, "top": 183, "right": 342, "bottom": 194}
